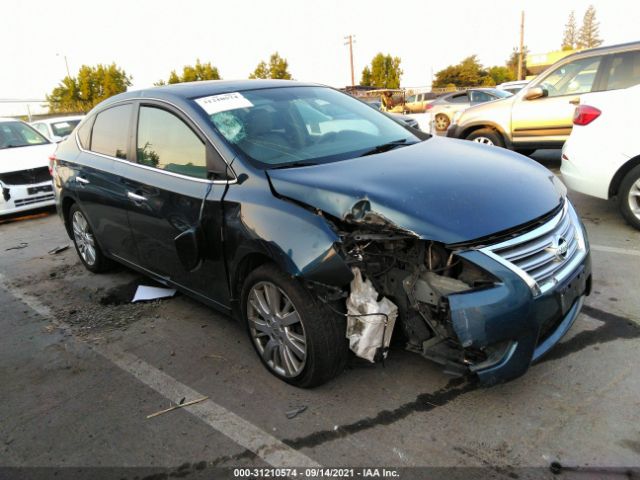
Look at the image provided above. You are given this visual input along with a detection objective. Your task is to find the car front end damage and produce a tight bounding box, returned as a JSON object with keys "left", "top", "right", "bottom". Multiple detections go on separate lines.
{"left": 308, "top": 198, "right": 591, "bottom": 386}
{"left": 0, "top": 167, "right": 55, "bottom": 216}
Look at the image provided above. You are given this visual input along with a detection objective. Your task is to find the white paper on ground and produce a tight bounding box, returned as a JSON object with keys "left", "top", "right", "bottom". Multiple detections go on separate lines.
{"left": 132, "top": 285, "right": 177, "bottom": 303}
{"left": 195, "top": 92, "right": 253, "bottom": 115}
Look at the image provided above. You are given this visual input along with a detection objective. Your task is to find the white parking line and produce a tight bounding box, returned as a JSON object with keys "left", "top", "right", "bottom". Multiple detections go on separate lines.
{"left": 590, "top": 245, "right": 640, "bottom": 257}
{"left": 0, "top": 274, "right": 320, "bottom": 469}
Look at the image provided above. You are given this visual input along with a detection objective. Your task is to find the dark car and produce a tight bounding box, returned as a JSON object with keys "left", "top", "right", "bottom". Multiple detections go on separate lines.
{"left": 52, "top": 80, "right": 591, "bottom": 388}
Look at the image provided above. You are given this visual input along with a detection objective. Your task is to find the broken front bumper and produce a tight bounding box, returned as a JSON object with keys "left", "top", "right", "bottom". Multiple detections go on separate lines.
{"left": 448, "top": 249, "right": 591, "bottom": 385}
{"left": 0, "top": 180, "right": 55, "bottom": 216}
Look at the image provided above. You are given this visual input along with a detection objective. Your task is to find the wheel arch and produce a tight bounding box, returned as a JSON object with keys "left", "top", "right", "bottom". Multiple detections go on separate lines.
{"left": 609, "top": 155, "right": 640, "bottom": 198}
{"left": 61, "top": 195, "right": 77, "bottom": 238}
{"left": 459, "top": 122, "right": 512, "bottom": 148}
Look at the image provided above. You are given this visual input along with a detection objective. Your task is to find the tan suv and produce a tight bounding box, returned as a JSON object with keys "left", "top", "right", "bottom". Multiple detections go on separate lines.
{"left": 447, "top": 41, "right": 640, "bottom": 154}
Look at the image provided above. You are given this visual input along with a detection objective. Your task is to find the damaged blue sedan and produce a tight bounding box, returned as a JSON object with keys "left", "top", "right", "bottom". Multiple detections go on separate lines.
{"left": 52, "top": 80, "right": 591, "bottom": 387}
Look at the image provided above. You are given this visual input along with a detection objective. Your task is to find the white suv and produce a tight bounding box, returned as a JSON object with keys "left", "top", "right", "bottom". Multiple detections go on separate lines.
{"left": 561, "top": 84, "right": 640, "bottom": 229}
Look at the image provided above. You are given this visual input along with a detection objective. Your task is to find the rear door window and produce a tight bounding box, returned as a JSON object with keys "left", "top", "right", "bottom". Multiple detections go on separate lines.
{"left": 90, "top": 104, "right": 132, "bottom": 159}
{"left": 136, "top": 106, "right": 207, "bottom": 179}
{"left": 449, "top": 93, "right": 469, "bottom": 103}
{"left": 603, "top": 50, "right": 640, "bottom": 90}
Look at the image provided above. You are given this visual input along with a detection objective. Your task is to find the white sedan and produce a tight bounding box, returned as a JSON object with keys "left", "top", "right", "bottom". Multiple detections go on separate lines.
{"left": 30, "top": 115, "right": 83, "bottom": 142}
{"left": 0, "top": 118, "right": 56, "bottom": 216}
{"left": 561, "top": 84, "right": 640, "bottom": 229}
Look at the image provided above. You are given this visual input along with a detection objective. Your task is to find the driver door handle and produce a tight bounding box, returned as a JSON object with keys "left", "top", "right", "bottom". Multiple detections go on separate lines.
{"left": 127, "top": 191, "right": 147, "bottom": 203}
{"left": 76, "top": 176, "right": 90, "bottom": 185}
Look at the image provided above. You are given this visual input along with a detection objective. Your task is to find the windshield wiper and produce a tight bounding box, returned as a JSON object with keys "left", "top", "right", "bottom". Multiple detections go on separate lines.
{"left": 270, "top": 161, "right": 319, "bottom": 170}
{"left": 359, "top": 138, "right": 412, "bottom": 157}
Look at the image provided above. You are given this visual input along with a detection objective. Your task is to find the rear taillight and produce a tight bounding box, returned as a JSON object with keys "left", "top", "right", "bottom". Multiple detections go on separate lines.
{"left": 48, "top": 154, "right": 57, "bottom": 175}
{"left": 573, "top": 105, "right": 601, "bottom": 126}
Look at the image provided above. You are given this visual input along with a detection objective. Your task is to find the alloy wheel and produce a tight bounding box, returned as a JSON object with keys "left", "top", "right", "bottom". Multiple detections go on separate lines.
{"left": 435, "top": 114, "right": 449, "bottom": 131}
{"left": 472, "top": 136, "right": 495, "bottom": 146}
{"left": 247, "top": 281, "right": 307, "bottom": 378}
{"left": 628, "top": 178, "right": 640, "bottom": 220}
{"left": 72, "top": 210, "right": 96, "bottom": 266}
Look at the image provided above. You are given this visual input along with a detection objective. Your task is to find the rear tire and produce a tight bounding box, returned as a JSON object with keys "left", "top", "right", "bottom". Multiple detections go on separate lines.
{"left": 69, "top": 204, "right": 113, "bottom": 273}
{"left": 618, "top": 165, "right": 640, "bottom": 230}
{"left": 241, "top": 264, "right": 348, "bottom": 388}
{"left": 466, "top": 128, "right": 504, "bottom": 148}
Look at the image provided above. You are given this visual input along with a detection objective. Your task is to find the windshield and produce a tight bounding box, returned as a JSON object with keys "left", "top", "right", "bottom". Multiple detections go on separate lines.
{"left": 0, "top": 121, "right": 49, "bottom": 149}
{"left": 51, "top": 119, "right": 81, "bottom": 138}
{"left": 198, "top": 86, "right": 420, "bottom": 168}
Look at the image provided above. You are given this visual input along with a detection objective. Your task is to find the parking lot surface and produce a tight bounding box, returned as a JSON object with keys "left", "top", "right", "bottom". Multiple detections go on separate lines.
{"left": 1, "top": 152, "right": 639, "bottom": 477}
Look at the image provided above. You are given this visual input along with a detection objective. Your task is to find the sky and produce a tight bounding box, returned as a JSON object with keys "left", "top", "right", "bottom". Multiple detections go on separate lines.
{"left": 1, "top": 0, "right": 638, "bottom": 115}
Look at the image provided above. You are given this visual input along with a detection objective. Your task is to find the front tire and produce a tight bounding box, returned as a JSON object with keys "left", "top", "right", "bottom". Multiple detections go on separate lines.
{"left": 618, "top": 165, "right": 640, "bottom": 230}
{"left": 241, "top": 264, "right": 347, "bottom": 388}
{"left": 466, "top": 128, "right": 504, "bottom": 148}
{"left": 69, "top": 204, "right": 112, "bottom": 273}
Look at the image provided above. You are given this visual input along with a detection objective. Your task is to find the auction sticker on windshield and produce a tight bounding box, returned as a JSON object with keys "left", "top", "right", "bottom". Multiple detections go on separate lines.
{"left": 195, "top": 92, "right": 253, "bottom": 115}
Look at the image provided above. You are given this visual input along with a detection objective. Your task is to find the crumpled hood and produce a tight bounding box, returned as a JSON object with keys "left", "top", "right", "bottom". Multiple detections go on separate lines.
{"left": 0, "top": 143, "right": 55, "bottom": 174}
{"left": 267, "top": 137, "right": 564, "bottom": 244}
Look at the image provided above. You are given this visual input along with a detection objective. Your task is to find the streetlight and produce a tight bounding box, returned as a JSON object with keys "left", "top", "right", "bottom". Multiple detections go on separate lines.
{"left": 56, "top": 53, "right": 71, "bottom": 78}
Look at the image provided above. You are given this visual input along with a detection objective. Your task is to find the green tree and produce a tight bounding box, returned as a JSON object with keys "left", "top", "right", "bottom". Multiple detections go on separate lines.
{"left": 47, "top": 63, "right": 132, "bottom": 113}
{"left": 249, "top": 52, "right": 292, "bottom": 79}
{"left": 363, "top": 53, "right": 402, "bottom": 88}
{"left": 156, "top": 59, "right": 221, "bottom": 85}
{"left": 361, "top": 66, "right": 373, "bottom": 86}
{"left": 433, "top": 55, "right": 489, "bottom": 88}
{"left": 577, "top": 5, "right": 603, "bottom": 49}
{"left": 487, "top": 66, "right": 515, "bottom": 85}
{"left": 561, "top": 11, "right": 578, "bottom": 50}
{"left": 506, "top": 46, "right": 531, "bottom": 79}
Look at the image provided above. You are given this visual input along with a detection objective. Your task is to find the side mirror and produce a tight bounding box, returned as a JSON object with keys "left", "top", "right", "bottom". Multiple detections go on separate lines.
{"left": 523, "top": 87, "right": 547, "bottom": 101}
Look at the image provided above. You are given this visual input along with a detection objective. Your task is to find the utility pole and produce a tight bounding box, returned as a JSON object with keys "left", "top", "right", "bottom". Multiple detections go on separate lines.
{"left": 57, "top": 53, "right": 71, "bottom": 78}
{"left": 344, "top": 35, "right": 356, "bottom": 87}
{"left": 518, "top": 11, "right": 525, "bottom": 80}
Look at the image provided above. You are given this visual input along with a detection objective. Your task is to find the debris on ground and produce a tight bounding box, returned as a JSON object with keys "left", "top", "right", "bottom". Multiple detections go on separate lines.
{"left": 285, "top": 406, "right": 307, "bottom": 419}
{"left": 132, "top": 285, "right": 177, "bottom": 303}
{"left": 48, "top": 245, "right": 70, "bottom": 254}
{"left": 146, "top": 396, "right": 209, "bottom": 419}
{"left": 5, "top": 242, "right": 28, "bottom": 251}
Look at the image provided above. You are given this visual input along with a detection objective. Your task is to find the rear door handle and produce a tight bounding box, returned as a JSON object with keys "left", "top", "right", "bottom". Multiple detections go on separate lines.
{"left": 127, "top": 191, "right": 147, "bottom": 202}
{"left": 569, "top": 98, "right": 580, "bottom": 105}
{"left": 76, "top": 176, "right": 90, "bottom": 184}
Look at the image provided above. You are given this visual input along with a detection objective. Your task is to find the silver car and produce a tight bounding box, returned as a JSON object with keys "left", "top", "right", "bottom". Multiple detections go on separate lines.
{"left": 429, "top": 88, "right": 512, "bottom": 131}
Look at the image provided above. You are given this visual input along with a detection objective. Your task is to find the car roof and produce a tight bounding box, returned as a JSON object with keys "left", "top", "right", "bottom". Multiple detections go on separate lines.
{"left": 34, "top": 115, "right": 84, "bottom": 124}
{"left": 100, "top": 79, "right": 321, "bottom": 108}
{"left": 0, "top": 117, "right": 23, "bottom": 123}
{"left": 561, "top": 41, "right": 640, "bottom": 61}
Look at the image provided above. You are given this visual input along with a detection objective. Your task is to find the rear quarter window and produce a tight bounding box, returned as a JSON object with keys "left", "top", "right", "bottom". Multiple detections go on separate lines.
{"left": 76, "top": 116, "right": 95, "bottom": 149}
{"left": 90, "top": 104, "right": 132, "bottom": 159}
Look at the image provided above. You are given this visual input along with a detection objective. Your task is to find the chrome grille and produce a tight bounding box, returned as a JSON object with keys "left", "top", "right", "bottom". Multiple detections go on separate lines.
{"left": 480, "top": 202, "right": 587, "bottom": 295}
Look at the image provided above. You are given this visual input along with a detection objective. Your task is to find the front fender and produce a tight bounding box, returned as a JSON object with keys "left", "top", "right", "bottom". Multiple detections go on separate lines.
{"left": 223, "top": 182, "right": 353, "bottom": 289}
